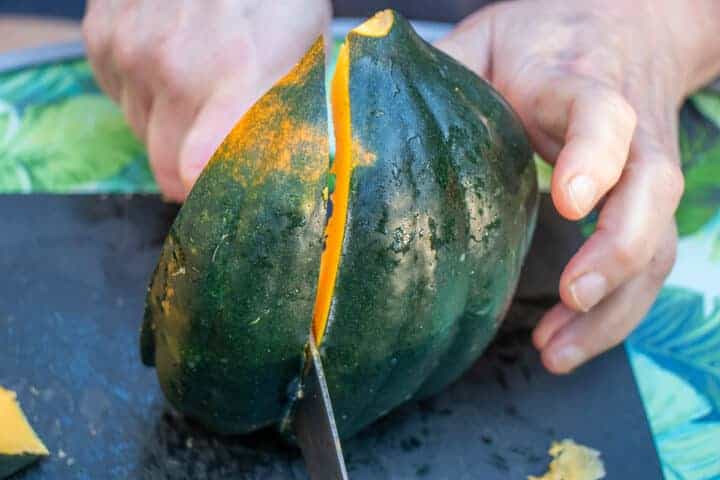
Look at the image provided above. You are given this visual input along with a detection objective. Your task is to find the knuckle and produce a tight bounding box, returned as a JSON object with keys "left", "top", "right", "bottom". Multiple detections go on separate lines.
{"left": 140, "top": 16, "right": 189, "bottom": 90}
{"left": 149, "top": 44, "right": 186, "bottom": 93}
{"left": 81, "top": 18, "right": 104, "bottom": 59}
{"left": 112, "top": 36, "right": 138, "bottom": 73}
{"left": 609, "top": 231, "right": 651, "bottom": 273}
{"left": 654, "top": 160, "right": 685, "bottom": 204}
{"left": 598, "top": 88, "right": 637, "bottom": 130}
{"left": 635, "top": 154, "right": 685, "bottom": 206}
{"left": 109, "top": 16, "right": 141, "bottom": 73}
{"left": 632, "top": 128, "right": 685, "bottom": 206}
{"left": 571, "top": 55, "right": 622, "bottom": 89}
{"left": 648, "top": 235, "right": 677, "bottom": 282}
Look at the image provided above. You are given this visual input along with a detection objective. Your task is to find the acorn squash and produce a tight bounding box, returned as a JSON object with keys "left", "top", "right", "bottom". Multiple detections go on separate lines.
{"left": 142, "top": 10, "right": 538, "bottom": 439}
{"left": 0, "top": 387, "right": 49, "bottom": 478}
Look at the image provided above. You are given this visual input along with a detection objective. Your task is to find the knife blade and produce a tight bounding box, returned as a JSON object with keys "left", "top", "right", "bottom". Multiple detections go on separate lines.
{"left": 293, "top": 337, "right": 349, "bottom": 480}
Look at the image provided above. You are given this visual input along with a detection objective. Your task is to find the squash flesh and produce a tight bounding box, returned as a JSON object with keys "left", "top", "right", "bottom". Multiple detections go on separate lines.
{"left": 352, "top": 9, "right": 394, "bottom": 37}
{"left": 0, "top": 387, "right": 47, "bottom": 456}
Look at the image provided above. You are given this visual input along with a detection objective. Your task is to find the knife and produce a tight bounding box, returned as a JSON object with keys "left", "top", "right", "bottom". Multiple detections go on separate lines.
{"left": 293, "top": 336, "right": 349, "bottom": 480}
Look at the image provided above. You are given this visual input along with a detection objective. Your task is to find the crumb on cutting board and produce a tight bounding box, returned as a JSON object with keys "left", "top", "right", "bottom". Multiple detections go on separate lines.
{"left": 528, "top": 439, "right": 605, "bottom": 480}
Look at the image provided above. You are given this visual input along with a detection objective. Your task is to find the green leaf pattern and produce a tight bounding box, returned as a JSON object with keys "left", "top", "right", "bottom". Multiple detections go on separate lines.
{"left": 0, "top": 60, "right": 155, "bottom": 193}
{"left": 629, "top": 287, "right": 720, "bottom": 479}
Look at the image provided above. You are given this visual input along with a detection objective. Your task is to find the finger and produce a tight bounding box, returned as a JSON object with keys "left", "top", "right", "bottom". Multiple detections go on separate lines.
{"left": 541, "top": 225, "right": 677, "bottom": 374}
{"left": 434, "top": 6, "right": 495, "bottom": 78}
{"left": 111, "top": 5, "right": 153, "bottom": 141}
{"left": 82, "top": 0, "right": 127, "bottom": 100}
{"left": 558, "top": 129, "right": 684, "bottom": 312}
{"left": 532, "top": 302, "right": 575, "bottom": 350}
{"left": 145, "top": 92, "right": 201, "bottom": 202}
{"left": 535, "top": 78, "right": 637, "bottom": 220}
{"left": 178, "top": 75, "right": 265, "bottom": 193}
{"left": 109, "top": 2, "right": 151, "bottom": 111}
{"left": 119, "top": 84, "right": 151, "bottom": 142}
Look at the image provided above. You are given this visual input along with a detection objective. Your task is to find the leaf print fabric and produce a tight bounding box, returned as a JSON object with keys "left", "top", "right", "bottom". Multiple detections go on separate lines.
{"left": 0, "top": 60, "right": 155, "bottom": 193}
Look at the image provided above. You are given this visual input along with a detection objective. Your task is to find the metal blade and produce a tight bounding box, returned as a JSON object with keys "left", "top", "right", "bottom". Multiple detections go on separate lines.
{"left": 293, "top": 337, "right": 349, "bottom": 480}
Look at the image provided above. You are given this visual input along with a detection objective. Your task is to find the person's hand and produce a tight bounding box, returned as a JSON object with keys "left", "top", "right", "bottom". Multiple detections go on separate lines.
{"left": 437, "top": 0, "right": 720, "bottom": 373}
{"left": 83, "top": 0, "right": 331, "bottom": 201}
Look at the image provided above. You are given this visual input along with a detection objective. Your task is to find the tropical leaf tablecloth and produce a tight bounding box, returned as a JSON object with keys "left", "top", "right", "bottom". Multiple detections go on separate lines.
{"left": 1, "top": 52, "right": 720, "bottom": 479}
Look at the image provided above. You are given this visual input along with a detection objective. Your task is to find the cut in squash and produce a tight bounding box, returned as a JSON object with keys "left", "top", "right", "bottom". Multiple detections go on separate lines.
{"left": 0, "top": 386, "right": 49, "bottom": 478}
{"left": 311, "top": 41, "right": 350, "bottom": 345}
{"left": 310, "top": 10, "right": 395, "bottom": 345}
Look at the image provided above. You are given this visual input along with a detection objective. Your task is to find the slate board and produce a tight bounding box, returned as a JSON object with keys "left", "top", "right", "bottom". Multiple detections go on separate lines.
{"left": 0, "top": 194, "right": 662, "bottom": 479}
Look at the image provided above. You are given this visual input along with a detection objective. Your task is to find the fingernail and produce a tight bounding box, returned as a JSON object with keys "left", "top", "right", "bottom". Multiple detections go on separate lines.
{"left": 549, "top": 345, "right": 586, "bottom": 372}
{"left": 569, "top": 272, "right": 607, "bottom": 312}
{"left": 567, "top": 175, "right": 597, "bottom": 215}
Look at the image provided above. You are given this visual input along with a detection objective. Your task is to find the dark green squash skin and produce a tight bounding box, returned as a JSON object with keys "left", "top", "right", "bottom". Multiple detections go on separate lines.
{"left": 141, "top": 39, "right": 328, "bottom": 434}
{"left": 318, "top": 11, "right": 538, "bottom": 437}
{"left": 0, "top": 454, "right": 43, "bottom": 478}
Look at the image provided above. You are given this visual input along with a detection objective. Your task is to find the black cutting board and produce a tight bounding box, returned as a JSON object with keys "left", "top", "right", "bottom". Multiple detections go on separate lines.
{"left": 0, "top": 194, "right": 662, "bottom": 479}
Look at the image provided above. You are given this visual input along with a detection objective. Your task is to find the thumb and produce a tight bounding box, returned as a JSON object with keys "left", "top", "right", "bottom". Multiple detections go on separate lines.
{"left": 179, "top": 82, "right": 264, "bottom": 194}
{"left": 434, "top": 7, "right": 495, "bottom": 78}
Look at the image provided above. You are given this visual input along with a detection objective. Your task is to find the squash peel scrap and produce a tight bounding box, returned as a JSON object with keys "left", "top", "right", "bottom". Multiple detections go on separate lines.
{"left": 528, "top": 439, "right": 606, "bottom": 480}
{"left": 0, "top": 386, "right": 49, "bottom": 479}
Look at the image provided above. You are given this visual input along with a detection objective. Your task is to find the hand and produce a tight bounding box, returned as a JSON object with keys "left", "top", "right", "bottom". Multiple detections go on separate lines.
{"left": 437, "top": 0, "right": 720, "bottom": 373}
{"left": 83, "top": 0, "right": 331, "bottom": 201}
